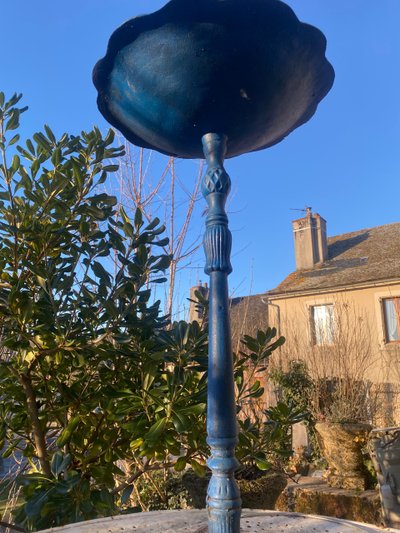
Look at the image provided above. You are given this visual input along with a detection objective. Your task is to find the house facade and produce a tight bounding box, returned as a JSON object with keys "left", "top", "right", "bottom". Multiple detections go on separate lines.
{"left": 265, "top": 210, "right": 400, "bottom": 424}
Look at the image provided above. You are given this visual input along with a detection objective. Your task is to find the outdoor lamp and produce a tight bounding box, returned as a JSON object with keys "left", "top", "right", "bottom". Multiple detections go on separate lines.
{"left": 93, "top": 0, "right": 334, "bottom": 531}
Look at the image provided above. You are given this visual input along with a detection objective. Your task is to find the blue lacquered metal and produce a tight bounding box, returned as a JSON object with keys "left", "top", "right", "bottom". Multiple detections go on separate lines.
{"left": 93, "top": 2, "right": 335, "bottom": 531}
{"left": 93, "top": 0, "right": 334, "bottom": 159}
{"left": 202, "top": 133, "right": 240, "bottom": 532}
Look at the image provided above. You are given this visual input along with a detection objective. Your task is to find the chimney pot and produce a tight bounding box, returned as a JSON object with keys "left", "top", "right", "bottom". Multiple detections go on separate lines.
{"left": 292, "top": 211, "right": 328, "bottom": 270}
{"left": 188, "top": 284, "right": 209, "bottom": 323}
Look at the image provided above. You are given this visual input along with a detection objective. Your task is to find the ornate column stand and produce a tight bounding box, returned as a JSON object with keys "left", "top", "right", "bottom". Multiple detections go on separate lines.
{"left": 202, "top": 133, "right": 241, "bottom": 533}
{"left": 94, "top": 4, "right": 334, "bottom": 532}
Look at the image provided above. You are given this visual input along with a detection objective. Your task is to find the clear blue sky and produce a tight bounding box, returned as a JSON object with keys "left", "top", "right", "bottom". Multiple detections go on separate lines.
{"left": 1, "top": 1, "right": 400, "bottom": 311}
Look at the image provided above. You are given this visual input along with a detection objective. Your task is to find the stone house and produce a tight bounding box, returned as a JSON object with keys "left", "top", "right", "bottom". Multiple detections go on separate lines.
{"left": 264, "top": 210, "right": 400, "bottom": 424}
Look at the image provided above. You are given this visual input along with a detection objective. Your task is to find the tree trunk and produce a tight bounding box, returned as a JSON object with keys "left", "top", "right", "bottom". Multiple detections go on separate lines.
{"left": 20, "top": 373, "right": 51, "bottom": 477}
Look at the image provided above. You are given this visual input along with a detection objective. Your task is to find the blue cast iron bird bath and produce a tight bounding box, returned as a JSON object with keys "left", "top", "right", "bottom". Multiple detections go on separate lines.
{"left": 93, "top": 1, "right": 334, "bottom": 531}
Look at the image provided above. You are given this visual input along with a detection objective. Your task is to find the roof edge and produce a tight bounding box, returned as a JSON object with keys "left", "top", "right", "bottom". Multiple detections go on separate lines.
{"left": 267, "top": 278, "right": 400, "bottom": 300}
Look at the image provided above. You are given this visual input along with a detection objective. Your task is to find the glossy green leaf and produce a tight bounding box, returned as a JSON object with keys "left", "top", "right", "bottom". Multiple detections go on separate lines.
{"left": 145, "top": 418, "right": 167, "bottom": 442}
{"left": 190, "top": 459, "right": 206, "bottom": 477}
{"left": 56, "top": 416, "right": 80, "bottom": 446}
{"left": 51, "top": 452, "right": 72, "bottom": 476}
{"left": 255, "top": 457, "right": 272, "bottom": 471}
{"left": 121, "top": 485, "right": 133, "bottom": 505}
{"left": 174, "top": 456, "right": 187, "bottom": 472}
{"left": 8, "top": 133, "right": 20, "bottom": 146}
{"left": 5, "top": 109, "right": 20, "bottom": 131}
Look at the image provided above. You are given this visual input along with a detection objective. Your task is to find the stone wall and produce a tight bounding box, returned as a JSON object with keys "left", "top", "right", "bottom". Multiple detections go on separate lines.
{"left": 276, "top": 477, "right": 382, "bottom": 527}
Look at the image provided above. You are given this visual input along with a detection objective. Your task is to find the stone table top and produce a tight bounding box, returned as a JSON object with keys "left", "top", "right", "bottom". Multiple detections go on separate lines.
{"left": 38, "top": 510, "right": 400, "bottom": 533}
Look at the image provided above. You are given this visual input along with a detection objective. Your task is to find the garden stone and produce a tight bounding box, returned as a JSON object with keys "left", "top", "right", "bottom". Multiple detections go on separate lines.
{"left": 316, "top": 422, "right": 372, "bottom": 490}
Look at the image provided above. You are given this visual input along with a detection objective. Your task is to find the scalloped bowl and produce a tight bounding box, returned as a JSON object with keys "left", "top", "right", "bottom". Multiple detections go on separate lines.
{"left": 93, "top": 0, "right": 334, "bottom": 159}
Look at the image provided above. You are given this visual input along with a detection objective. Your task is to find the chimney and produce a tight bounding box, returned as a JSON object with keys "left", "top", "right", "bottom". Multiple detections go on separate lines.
{"left": 189, "top": 282, "right": 209, "bottom": 323}
{"left": 292, "top": 208, "right": 328, "bottom": 270}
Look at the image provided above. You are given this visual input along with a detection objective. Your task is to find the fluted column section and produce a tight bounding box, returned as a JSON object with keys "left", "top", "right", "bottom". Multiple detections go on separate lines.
{"left": 202, "top": 133, "right": 241, "bottom": 533}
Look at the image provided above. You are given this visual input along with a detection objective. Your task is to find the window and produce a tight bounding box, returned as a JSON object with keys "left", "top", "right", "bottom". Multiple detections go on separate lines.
{"left": 383, "top": 297, "right": 400, "bottom": 343}
{"left": 311, "top": 304, "right": 334, "bottom": 345}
